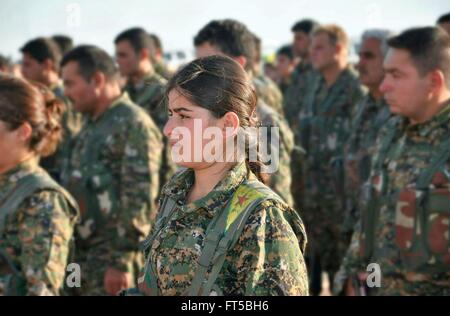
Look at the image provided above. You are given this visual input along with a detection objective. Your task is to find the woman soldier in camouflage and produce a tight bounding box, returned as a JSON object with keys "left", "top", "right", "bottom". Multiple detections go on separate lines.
{"left": 126, "top": 55, "right": 309, "bottom": 296}
{"left": 0, "top": 76, "right": 78, "bottom": 296}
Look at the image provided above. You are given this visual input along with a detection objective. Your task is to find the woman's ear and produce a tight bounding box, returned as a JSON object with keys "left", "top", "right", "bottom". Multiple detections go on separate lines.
{"left": 221, "top": 111, "right": 240, "bottom": 139}
{"left": 16, "top": 122, "right": 33, "bottom": 143}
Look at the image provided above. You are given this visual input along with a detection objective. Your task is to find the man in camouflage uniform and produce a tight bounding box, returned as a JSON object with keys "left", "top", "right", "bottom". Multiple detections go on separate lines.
{"left": 283, "top": 19, "right": 320, "bottom": 130}
{"left": 149, "top": 33, "right": 173, "bottom": 80}
{"left": 115, "top": 28, "right": 176, "bottom": 190}
{"left": 342, "top": 29, "right": 394, "bottom": 246}
{"left": 20, "top": 37, "right": 83, "bottom": 182}
{"left": 299, "top": 25, "right": 365, "bottom": 295}
{"left": 60, "top": 45, "right": 163, "bottom": 295}
{"left": 251, "top": 33, "right": 285, "bottom": 115}
{"left": 194, "top": 19, "right": 295, "bottom": 206}
{"left": 275, "top": 44, "right": 297, "bottom": 95}
{"left": 336, "top": 27, "right": 450, "bottom": 296}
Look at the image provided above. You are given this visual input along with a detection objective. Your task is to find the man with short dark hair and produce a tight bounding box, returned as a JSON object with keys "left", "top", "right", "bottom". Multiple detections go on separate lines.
{"left": 194, "top": 19, "right": 295, "bottom": 207}
{"left": 115, "top": 27, "right": 176, "bottom": 192}
{"left": 437, "top": 13, "right": 450, "bottom": 35}
{"left": 251, "top": 32, "right": 284, "bottom": 115}
{"left": 115, "top": 27, "right": 167, "bottom": 129}
{"left": 61, "top": 45, "right": 163, "bottom": 296}
{"left": 340, "top": 27, "right": 450, "bottom": 296}
{"left": 52, "top": 35, "right": 74, "bottom": 56}
{"left": 283, "top": 19, "right": 320, "bottom": 128}
{"left": 20, "top": 37, "right": 82, "bottom": 182}
{"left": 275, "top": 44, "right": 296, "bottom": 95}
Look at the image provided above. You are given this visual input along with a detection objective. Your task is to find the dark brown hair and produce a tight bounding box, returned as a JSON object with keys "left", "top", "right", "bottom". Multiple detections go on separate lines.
{"left": 388, "top": 26, "right": 450, "bottom": 88}
{"left": 0, "top": 75, "right": 64, "bottom": 157}
{"left": 166, "top": 55, "right": 268, "bottom": 184}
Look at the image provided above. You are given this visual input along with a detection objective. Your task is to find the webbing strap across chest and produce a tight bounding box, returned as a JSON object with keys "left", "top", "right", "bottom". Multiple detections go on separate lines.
{"left": 0, "top": 173, "right": 62, "bottom": 234}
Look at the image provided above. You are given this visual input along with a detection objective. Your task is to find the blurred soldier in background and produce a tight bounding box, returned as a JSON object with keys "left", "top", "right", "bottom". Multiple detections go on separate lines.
{"left": 60, "top": 45, "right": 163, "bottom": 295}
{"left": 20, "top": 37, "right": 83, "bottom": 182}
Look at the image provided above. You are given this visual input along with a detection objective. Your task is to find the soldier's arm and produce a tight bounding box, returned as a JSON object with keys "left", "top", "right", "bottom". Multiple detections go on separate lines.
{"left": 333, "top": 218, "right": 365, "bottom": 295}
{"left": 17, "top": 191, "right": 75, "bottom": 296}
{"left": 109, "top": 119, "right": 163, "bottom": 271}
{"left": 223, "top": 200, "right": 309, "bottom": 296}
{"left": 264, "top": 115, "right": 295, "bottom": 206}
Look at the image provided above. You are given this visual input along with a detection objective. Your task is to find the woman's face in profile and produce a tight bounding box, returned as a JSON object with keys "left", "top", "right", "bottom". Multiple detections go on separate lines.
{"left": 164, "top": 88, "right": 231, "bottom": 170}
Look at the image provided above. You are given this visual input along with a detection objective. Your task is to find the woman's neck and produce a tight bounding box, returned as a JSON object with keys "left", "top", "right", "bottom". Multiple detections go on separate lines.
{"left": 0, "top": 152, "right": 35, "bottom": 175}
{"left": 187, "top": 161, "right": 236, "bottom": 203}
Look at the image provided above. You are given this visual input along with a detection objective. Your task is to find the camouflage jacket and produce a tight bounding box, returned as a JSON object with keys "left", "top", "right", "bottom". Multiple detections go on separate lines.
{"left": 283, "top": 61, "right": 315, "bottom": 130}
{"left": 253, "top": 74, "right": 284, "bottom": 115}
{"left": 62, "top": 93, "right": 163, "bottom": 272}
{"left": 300, "top": 67, "right": 365, "bottom": 214}
{"left": 343, "top": 94, "right": 392, "bottom": 234}
{"left": 336, "top": 102, "right": 450, "bottom": 295}
{"left": 256, "top": 100, "right": 295, "bottom": 207}
{"left": 0, "top": 159, "right": 78, "bottom": 295}
{"left": 124, "top": 72, "right": 168, "bottom": 130}
{"left": 136, "top": 162, "right": 309, "bottom": 296}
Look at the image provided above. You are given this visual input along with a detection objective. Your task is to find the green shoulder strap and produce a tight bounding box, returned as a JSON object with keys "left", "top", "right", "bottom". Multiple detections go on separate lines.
{"left": 0, "top": 172, "right": 77, "bottom": 296}
{"left": 416, "top": 138, "right": 450, "bottom": 189}
{"left": 187, "top": 180, "right": 283, "bottom": 296}
{"left": 139, "top": 195, "right": 178, "bottom": 296}
{"left": 0, "top": 173, "right": 65, "bottom": 234}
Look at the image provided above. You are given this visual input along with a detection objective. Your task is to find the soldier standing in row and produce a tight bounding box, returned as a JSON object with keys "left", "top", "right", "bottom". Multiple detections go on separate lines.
{"left": 60, "top": 45, "right": 163, "bottom": 295}
{"left": 299, "top": 25, "right": 365, "bottom": 295}
{"left": 0, "top": 76, "right": 79, "bottom": 296}
{"left": 340, "top": 27, "right": 450, "bottom": 296}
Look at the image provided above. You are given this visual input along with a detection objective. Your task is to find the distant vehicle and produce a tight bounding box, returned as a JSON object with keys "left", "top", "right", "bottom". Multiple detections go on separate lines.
{"left": 164, "top": 49, "right": 194, "bottom": 72}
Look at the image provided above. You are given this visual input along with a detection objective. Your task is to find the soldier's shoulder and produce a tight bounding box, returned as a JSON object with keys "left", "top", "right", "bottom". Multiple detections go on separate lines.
{"left": 116, "top": 99, "right": 160, "bottom": 129}
{"left": 237, "top": 192, "right": 306, "bottom": 252}
{"left": 18, "top": 187, "right": 77, "bottom": 221}
{"left": 160, "top": 167, "right": 189, "bottom": 195}
{"left": 145, "top": 72, "right": 168, "bottom": 86}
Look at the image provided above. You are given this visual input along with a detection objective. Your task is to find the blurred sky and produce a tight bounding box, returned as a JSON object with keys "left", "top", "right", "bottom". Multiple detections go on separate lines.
{"left": 0, "top": 0, "right": 448, "bottom": 61}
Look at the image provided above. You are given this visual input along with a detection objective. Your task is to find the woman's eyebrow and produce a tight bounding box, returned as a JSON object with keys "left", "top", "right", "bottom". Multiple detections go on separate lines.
{"left": 172, "top": 107, "right": 193, "bottom": 113}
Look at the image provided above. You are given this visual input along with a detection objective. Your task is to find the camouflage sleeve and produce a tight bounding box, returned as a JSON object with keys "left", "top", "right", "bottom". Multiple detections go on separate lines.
{"left": 108, "top": 119, "right": 163, "bottom": 271}
{"left": 222, "top": 200, "right": 309, "bottom": 296}
{"left": 333, "top": 218, "right": 365, "bottom": 295}
{"left": 17, "top": 191, "right": 75, "bottom": 296}
{"left": 144, "top": 83, "right": 168, "bottom": 130}
{"left": 264, "top": 114, "right": 295, "bottom": 206}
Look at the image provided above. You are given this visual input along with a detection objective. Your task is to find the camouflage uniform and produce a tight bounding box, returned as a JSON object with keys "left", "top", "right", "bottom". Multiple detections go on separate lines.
{"left": 123, "top": 72, "right": 168, "bottom": 130}
{"left": 0, "top": 159, "right": 79, "bottom": 296}
{"left": 39, "top": 82, "right": 84, "bottom": 183}
{"left": 343, "top": 95, "right": 392, "bottom": 239}
{"left": 123, "top": 71, "right": 177, "bottom": 192}
{"left": 253, "top": 74, "right": 284, "bottom": 115}
{"left": 283, "top": 62, "right": 315, "bottom": 213}
{"left": 335, "top": 102, "right": 450, "bottom": 296}
{"left": 61, "top": 93, "right": 163, "bottom": 295}
{"left": 283, "top": 61, "right": 315, "bottom": 130}
{"left": 299, "top": 67, "right": 365, "bottom": 294}
{"left": 256, "top": 100, "right": 295, "bottom": 207}
{"left": 131, "top": 161, "right": 309, "bottom": 296}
